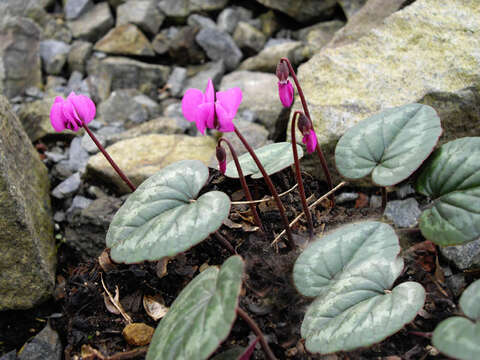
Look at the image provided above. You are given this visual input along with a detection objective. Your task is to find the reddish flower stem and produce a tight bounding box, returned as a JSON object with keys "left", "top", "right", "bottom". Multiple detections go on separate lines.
{"left": 218, "top": 138, "right": 264, "bottom": 233}
{"left": 83, "top": 123, "right": 136, "bottom": 192}
{"left": 280, "top": 57, "right": 334, "bottom": 198}
{"left": 213, "top": 231, "right": 236, "bottom": 255}
{"left": 236, "top": 307, "right": 277, "bottom": 360}
{"left": 234, "top": 127, "right": 294, "bottom": 249}
{"left": 291, "top": 111, "right": 314, "bottom": 236}
{"left": 381, "top": 187, "right": 387, "bottom": 212}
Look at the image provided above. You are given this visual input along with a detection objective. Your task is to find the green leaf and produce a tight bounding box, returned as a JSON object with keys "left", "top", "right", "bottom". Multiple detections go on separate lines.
{"left": 147, "top": 255, "right": 244, "bottom": 360}
{"left": 335, "top": 103, "right": 442, "bottom": 186}
{"left": 416, "top": 137, "right": 480, "bottom": 246}
{"left": 302, "top": 282, "right": 425, "bottom": 354}
{"left": 224, "top": 142, "right": 303, "bottom": 179}
{"left": 106, "top": 160, "right": 231, "bottom": 264}
{"left": 293, "top": 221, "right": 425, "bottom": 354}
{"left": 432, "top": 279, "right": 480, "bottom": 360}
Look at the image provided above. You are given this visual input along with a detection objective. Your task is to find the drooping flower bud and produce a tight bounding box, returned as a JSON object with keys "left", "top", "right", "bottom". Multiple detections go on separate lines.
{"left": 276, "top": 61, "right": 289, "bottom": 82}
{"left": 297, "top": 113, "right": 312, "bottom": 136}
{"left": 216, "top": 145, "right": 227, "bottom": 174}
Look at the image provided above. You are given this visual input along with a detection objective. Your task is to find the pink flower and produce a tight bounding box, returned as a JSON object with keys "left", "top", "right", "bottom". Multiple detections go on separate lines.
{"left": 50, "top": 92, "right": 96, "bottom": 132}
{"left": 302, "top": 129, "right": 318, "bottom": 154}
{"left": 278, "top": 80, "right": 294, "bottom": 107}
{"left": 181, "top": 79, "right": 242, "bottom": 134}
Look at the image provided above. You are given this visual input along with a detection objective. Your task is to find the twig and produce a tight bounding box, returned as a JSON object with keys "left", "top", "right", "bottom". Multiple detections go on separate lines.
{"left": 231, "top": 184, "right": 298, "bottom": 205}
{"left": 271, "top": 182, "right": 347, "bottom": 245}
{"left": 100, "top": 274, "right": 132, "bottom": 323}
{"left": 213, "top": 231, "right": 237, "bottom": 255}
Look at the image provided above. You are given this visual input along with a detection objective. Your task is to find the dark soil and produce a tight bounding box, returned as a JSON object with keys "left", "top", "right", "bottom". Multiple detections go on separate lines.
{"left": 0, "top": 161, "right": 474, "bottom": 360}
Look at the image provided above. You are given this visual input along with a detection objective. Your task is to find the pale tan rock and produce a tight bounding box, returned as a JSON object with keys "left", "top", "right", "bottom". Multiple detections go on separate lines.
{"left": 94, "top": 24, "right": 155, "bottom": 57}
{"left": 87, "top": 134, "right": 217, "bottom": 193}
{"left": 122, "top": 323, "right": 154, "bottom": 346}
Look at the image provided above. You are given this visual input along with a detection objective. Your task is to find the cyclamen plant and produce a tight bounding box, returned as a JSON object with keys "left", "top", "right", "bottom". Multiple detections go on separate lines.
{"left": 49, "top": 55, "right": 480, "bottom": 359}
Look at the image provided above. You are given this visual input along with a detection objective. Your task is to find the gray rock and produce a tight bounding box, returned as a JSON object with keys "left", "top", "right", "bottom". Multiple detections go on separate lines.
{"left": 369, "top": 195, "right": 382, "bottom": 209}
{"left": 17, "top": 323, "right": 61, "bottom": 360}
{"left": 16, "top": 98, "right": 56, "bottom": 142}
{"left": 64, "top": 0, "right": 93, "bottom": 20}
{"left": 0, "top": 17, "right": 42, "bottom": 99}
{"left": 220, "top": 71, "right": 288, "bottom": 136}
{"left": 396, "top": 184, "right": 415, "bottom": 199}
{"left": 108, "top": 0, "right": 127, "bottom": 8}
{"left": 338, "top": 0, "right": 368, "bottom": 18}
{"left": 39, "top": 40, "right": 71, "bottom": 75}
{"left": 384, "top": 198, "right": 421, "bottom": 228}
{"left": 259, "top": 10, "right": 279, "bottom": 37}
{"left": 53, "top": 211, "right": 65, "bottom": 223}
{"left": 233, "top": 21, "right": 267, "bottom": 54}
{"left": 336, "top": 192, "right": 359, "bottom": 204}
{"left": 152, "top": 27, "right": 178, "bottom": 55}
{"left": 0, "top": 0, "right": 49, "bottom": 27}
{"left": 66, "top": 195, "right": 94, "bottom": 220}
{"left": 441, "top": 238, "right": 480, "bottom": 270}
{"left": 25, "top": 87, "right": 44, "bottom": 99}
{"left": 0, "top": 350, "right": 16, "bottom": 360}
{"left": 183, "top": 60, "right": 225, "bottom": 96}
{"left": 167, "top": 67, "right": 187, "bottom": 97}
{"left": 0, "top": 96, "right": 55, "bottom": 310}
{"left": 168, "top": 26, "right": 206, "bottom": 65}
{"left": 51, "top": 172, "right": 81, "bottom": 199}
{"left": 255, "top": 0, "right": 337, "bottom": 22}
{"left": 68, "top": 137, "right": 90, "bottom": 173}
{"left": 445, "top": 273, "right": 466, "bottom": 298}
{"left": 42, "top": 17, "right": 73, "bottom": 43}
{"left": 196, "top": 27, "right": 243, "bottom": 71}
{"left": 45, "top": 151, "right": 67, "bottom": 163}
{"left": 294, "top": 20, "right": 344, "bottom": 55}
{"left": 239, "top": 40, "right": 306, "bottom": 72}
{"left": 187, "top": 14, "right": 217, "bottom": 29}
{"left": 157, "top": 0, "right": 229, "bottom": 18}
{"left": 86, "top": 56, "right": 170, "bottom": 101}
{"left": 67, "top": 40, "right": 93, "bottom": 74}
{"left": 66, "top": 71, "right": 90, "bottom": 96}
{"left": 117, "top": 0, "right": 164, "bottom": 35}
{"left": 217, "top": 6, "right": 253, "bottom": 34}
{"left": 98, "top": 89, "right": 161, "bottom": 128}
{"left": 81, "top": 131, "right": 106, "bottom": 154}
{"left": 68, "top": 3, "right": 114, "bottom": 42}
{"left": 65, "top": 196, "right": 122, "bottom": 258}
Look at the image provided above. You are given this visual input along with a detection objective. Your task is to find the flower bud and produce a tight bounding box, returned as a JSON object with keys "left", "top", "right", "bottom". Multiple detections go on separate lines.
{"left": 216, "top": 145, "right": 227, "bottom": 174}
{"left": 276, "top": 61, "right": 289, "bottom": 82}
{"left": 297, "top": 113, "right": 312, "bottom": 136}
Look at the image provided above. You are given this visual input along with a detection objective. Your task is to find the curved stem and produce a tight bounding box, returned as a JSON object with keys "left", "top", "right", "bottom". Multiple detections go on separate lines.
{"left": 213, "top": 231, "right": 236, "bottom": 255}
{"left": 280, "top": 57, "right": 334, "bottom": 198}
{"left": 234, "top": 127, "right": 294, "bottom": 249}
{"left": 83, "top": 124, "right": 136, "bottom": 192}
{"left": 236, "top": 307, "right": 277, "bottom": 360}
{"left": 218, "top": 138, "right": 264, "bottom": 233}
{"left": 381, "top": 187, "right": 387, "bottom": 212}
{"left": 291, "top": 111, "right": 314, "bottom": 236}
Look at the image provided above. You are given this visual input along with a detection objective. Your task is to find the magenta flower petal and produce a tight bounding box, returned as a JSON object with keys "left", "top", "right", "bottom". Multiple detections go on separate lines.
{"left": 204, "top": 79, "right": 215, "bottom": 103}
{"left": 197, "top": 102, "right": 215, "bottom": 134}
{"left": 215, "top": 103, "right": 235, "bottom": 132}
{"left": 278, "top": 80, "right": 294, "bottom": 107}
{"left": 50, "top": 97, "right": 66, "bottom": 132}
{"left": 303, "top": 129, "right": 317, "bottom": 153}
{"left": 69, "top": 93, "right": 96, "bottom": 125}
{"left": 219, "top": 160, "right": 226, "bottom": 174}
{"left": 216, "top": 87, "right": 242, "bottom": 117}
{"left": 182, "top": 88, "right": 204, "bottom": 123}
{"left": 62, "top": 100, "right": 81, "bottom": 131}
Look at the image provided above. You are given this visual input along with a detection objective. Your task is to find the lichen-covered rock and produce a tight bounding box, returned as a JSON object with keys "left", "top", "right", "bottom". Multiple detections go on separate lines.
{"left": 254, "top": 0, "right": 337, "bottom": 22}
{"left": 291, "top": 0, "right": 480, "bottom": 179}
{"left": 233, "top": 21, "right": 267, "bottom": 54}
{"left": 16, "top": 98, "right": 56, "bottom": 141}
{"left": 86, "top": 134, "right": 217, "bottom": 193}
{"left": 0, "top": 17, "right": 42, "bottom": 99}
{"left": 0, "top": 96, "right": 55, "bottom": 310}
{"left": 338, "top": 0, "right": 368, "bottom": 18}
{"left": 239, "top": 41, "right": 306, "bottom": 72}
{"left": 94, "top": 24, "right": 155, "bottom": 57}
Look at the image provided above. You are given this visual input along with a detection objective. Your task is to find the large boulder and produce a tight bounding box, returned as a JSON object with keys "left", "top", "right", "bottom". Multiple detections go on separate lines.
{"left": 290, "top": 0, "right": 480, "bottom": 180}
{"left": 86, "top": 134, "right": 217, "bottom": 193}
{"left": 0, "top": 17, "right": 42, "bottom": 99}
{"left": 0, "top": 96, "right": 55, "bottom": 310}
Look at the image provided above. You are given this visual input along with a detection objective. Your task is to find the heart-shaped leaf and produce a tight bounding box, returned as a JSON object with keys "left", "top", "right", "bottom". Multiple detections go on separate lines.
{"left": 432, "top": 279, "right": 480, "bottom": 360}
{"left": 106, "top": 160, "right": 231, "bottom": 264}
{"left": 335, "top": 103, "right": 442, "bottom": 186}
{"left": 224, "top": 142, "right": 303, "bottom": 179}
{"left": 146, "top": 255, "right": 244, "bottom": 360}
{"left": 293, "top": 221, "right": 425, "bottom": 354}
{"left": 416, "top": 137, "right": 480, "bottom": 246}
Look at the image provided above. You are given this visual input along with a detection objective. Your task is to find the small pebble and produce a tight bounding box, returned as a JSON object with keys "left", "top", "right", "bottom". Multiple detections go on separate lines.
{"left": 122, "top": 323, "right": 154, "bottom": 346}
